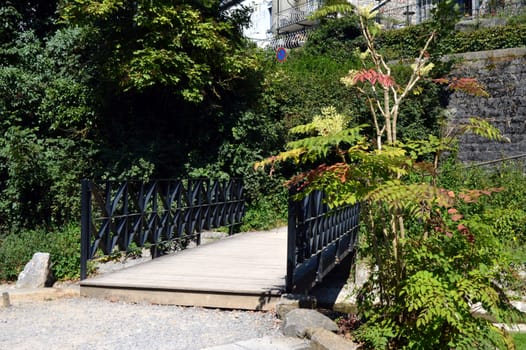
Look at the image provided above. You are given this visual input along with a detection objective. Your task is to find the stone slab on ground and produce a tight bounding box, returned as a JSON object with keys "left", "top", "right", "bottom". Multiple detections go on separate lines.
{"left": 306, "top": 328, "right": 360, "bottom": 350}
{"left": 0, "top": 285, "right": 80, "bottom": 305}
{"left": 202, "top": 336, "right": 311, "bottom": 350}
{"left": 283, "top": 309, "right": 338, "bottom": 338}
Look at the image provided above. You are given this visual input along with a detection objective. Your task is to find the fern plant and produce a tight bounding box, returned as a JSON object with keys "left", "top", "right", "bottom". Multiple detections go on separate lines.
{"left": 257, "top": 5, "right": 525, "bottom": 349}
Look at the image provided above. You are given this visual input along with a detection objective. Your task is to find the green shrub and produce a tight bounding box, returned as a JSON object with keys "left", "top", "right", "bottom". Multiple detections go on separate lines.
{"left": 45, "top": 224, "right": 82, "bottom": 281}
{"left": 258, "top": 7, "right": 526, "bottom": 346}
{"left": 0, "top": 224, "right": 81, "bottom": 282}
{"left": 240, "top": 189, "right": 288, "bottom": 231}
{"left": 508, "top": 13, "right": 526, "bottom": 26}
{"left": 449, "top": 24, "right": 526, "bottom": 53}
{"left": 437, "top": 161, "right": 526, "bottom": 272}
{"left": 0, "top": 229, "right": 43, "bottom": 281}
{"left": 0, "top": 22, "right": 96, "bottom": 233}
{"left": 514, "top": 333, "right": 526, "bottom": 350}
{"left": 357, "top": 231, "right": 522, "bottom": 349}
{"left": 377, "top": 23, "right": 526, "bottom": 60}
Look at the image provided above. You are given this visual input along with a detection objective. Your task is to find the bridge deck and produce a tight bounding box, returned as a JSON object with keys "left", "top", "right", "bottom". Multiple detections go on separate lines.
{"left": 80, "top": 227, "right": 287, "bottom": 310}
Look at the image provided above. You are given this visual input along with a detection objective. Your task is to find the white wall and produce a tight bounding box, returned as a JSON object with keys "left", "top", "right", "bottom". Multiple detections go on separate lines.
{"left": 243, "top": 0, "right": 273, "bottom": 47}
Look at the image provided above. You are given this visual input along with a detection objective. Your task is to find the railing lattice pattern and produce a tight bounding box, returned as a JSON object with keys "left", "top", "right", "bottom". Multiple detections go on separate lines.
{"left": 287, "top": 189, "right": 360, "bottom": 292}
{"left": 80, "top": 178, "right": 245, "bottom": 279}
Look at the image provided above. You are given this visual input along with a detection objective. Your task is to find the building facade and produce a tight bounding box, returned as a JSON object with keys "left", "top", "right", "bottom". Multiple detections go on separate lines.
{"left": 246, "top": 0, "right": 523, "bottom": 49}
{"left": 242, "top": 0, "right": 273, "bottom": 47}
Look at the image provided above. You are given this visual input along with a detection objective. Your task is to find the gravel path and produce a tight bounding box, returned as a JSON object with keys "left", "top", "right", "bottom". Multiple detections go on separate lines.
{"left": 0, "top": 297, "right": 284, "bottom": 350}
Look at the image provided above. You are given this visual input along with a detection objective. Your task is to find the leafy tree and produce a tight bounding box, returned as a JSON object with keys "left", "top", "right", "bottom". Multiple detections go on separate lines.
{"left": 59, "top": 0, "right": 259, "bottom": 103}
{"left": 0, "top": 0, "right": 58, "bottom": 37}
{"left": 257, "top": 6, "right": 525, "bottom": 349}
{"left": 54, "top": 0, "right": 270, "bottom": 183}
{"left": 0, "top": 4, "right": 96, "bottom": 231}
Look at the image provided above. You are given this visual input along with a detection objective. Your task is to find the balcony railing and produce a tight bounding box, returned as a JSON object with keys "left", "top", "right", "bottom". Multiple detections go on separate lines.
{"left": 270, "top": 29, "right": 311, "bottom": 49}
{"left": 275, "top": 0, "right": 322, "bottom": 34}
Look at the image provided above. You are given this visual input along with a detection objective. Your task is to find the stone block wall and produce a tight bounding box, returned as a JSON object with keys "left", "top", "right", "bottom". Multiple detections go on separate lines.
{"left": 445, "top": 48, "right": 526, "bottom": 163}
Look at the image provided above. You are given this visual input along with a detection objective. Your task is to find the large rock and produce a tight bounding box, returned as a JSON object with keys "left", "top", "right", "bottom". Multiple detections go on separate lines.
{"left": 15, "top": 252, "right": 53, "bottom": 288}
{"left": 276, "top": 294, "right": 317, "bottom": 319}
{"left": 283, "top": 309, "right": 338, "bottom": 338}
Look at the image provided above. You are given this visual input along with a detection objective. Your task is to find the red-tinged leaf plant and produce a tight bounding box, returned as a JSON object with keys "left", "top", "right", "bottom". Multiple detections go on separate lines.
{"left": 256, "top": 5, "right": 524, "bottom": 349}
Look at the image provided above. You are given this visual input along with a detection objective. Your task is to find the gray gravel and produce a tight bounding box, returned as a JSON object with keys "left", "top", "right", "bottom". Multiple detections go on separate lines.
{"left": 0, "top": 297, "right": 284, "bottom": 350}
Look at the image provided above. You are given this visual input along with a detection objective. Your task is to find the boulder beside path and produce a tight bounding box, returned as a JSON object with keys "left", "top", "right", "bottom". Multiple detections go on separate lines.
{"left": 15, "top": 252, "right": 53, "bottom": 289}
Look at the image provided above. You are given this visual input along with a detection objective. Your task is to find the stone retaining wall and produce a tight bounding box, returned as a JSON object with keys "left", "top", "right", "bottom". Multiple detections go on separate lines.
{"left": 445, "top": 47, "right": 526, "bottom": 163}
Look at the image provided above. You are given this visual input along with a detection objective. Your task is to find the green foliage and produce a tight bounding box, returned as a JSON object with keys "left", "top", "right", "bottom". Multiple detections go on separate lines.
{"left": 0, "top": 229, "right": 43, "bottom": 281}
{"left": 304, "top": 14, "right": 362, "bottom": 60}
{"left": 257, "top": 15, "right": 364, "bottom": 132}
{"left": 311, "top": 2, "right": 354, "bottom": 19}
{"left": 377, "top": 22, "right": 526, "bottom": 60}
{"left": 240, "top": 189, "right": 288, "bottom": 231}
{"left": 52, "top": 0, "right": 270, "bottom": 193}
{"left": 396, "top": 77, "right": 443, "bottom": 141}
{"left": 261, "top": 6, "right": 525, "bottom": 348}
{"left": 508, "top": 12, "right": 526, "bottom": 26}
{"left": 438, "top": 161, "right": 526, "bottom": 265}
{"left": 446, "top": 24, "right": 526, "bottom": 53}
{"left": 262, "top": 48, "right": 363, "bottom": 129}
{"left": 0, "top": 126, "right": 92, "bottom": 230}
{"left": 59, "top": 0, "right": 260, "bottom": 103}
{"left": 0, "top": 224, "right": 82, "bottom": 281}
{"left": 291, "top": 106, "right": 351, "bottom": 137}
{"left": 514, "top": 333, "right": 526, "bottom": 349}
{"left": 0, "top": 9, "right": 96, "bottom": 232}
{"left": 430, "top": 0, "right": 463, "bottom": 33}
{"left": 357, "top": 206, "right": 524, "bottom": 348}
{"left": 45, "top": 224, "right": 83, "bottom": 280}
{"left": 0, "top": 1, "right": 58, "bottom": 38}
{"left": 186, "top": 109, "right": 288, "bottom": 230}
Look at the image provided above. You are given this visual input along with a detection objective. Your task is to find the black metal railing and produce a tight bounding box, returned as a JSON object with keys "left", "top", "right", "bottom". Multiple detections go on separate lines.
{"left": 80, "top": 178, "right": 245, "bottom": 279}
{"left": 286, "top": 189, "right": 360, "bottom": 292}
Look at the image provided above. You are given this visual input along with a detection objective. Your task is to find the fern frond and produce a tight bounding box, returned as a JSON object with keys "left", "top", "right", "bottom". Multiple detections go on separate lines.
{"left": 287, "top": 126, "right": 365, "bottom": 161}
{"left": 253, "top": 147, "right": 306, "bottom": 170}
{"left": 289, "top": 122, "right": 318, "bottom": 135}
{"left": 356, "top": 5, "right": 378, "bottom": 20}
{"left": 291, "top": 106, "right": 354, "bottom": 137}
{"left": 365, "top": 182, "right": 454, "bottom": 218}
{"left": 465, "top": 117, "right": 510, "bottom": 143}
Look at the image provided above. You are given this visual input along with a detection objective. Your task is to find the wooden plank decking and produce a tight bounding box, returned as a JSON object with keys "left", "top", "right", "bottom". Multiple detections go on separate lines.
{"left": 80, "top": 227, "right": 287, "bottom": 310}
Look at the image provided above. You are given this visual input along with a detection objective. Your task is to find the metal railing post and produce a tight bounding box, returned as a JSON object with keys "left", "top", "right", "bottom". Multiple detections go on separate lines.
{"left": 80, "top": 179, "right": 91, "bottom": 280}
{"left": 286, "top": 188, "right": 297, "bottom": 293}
